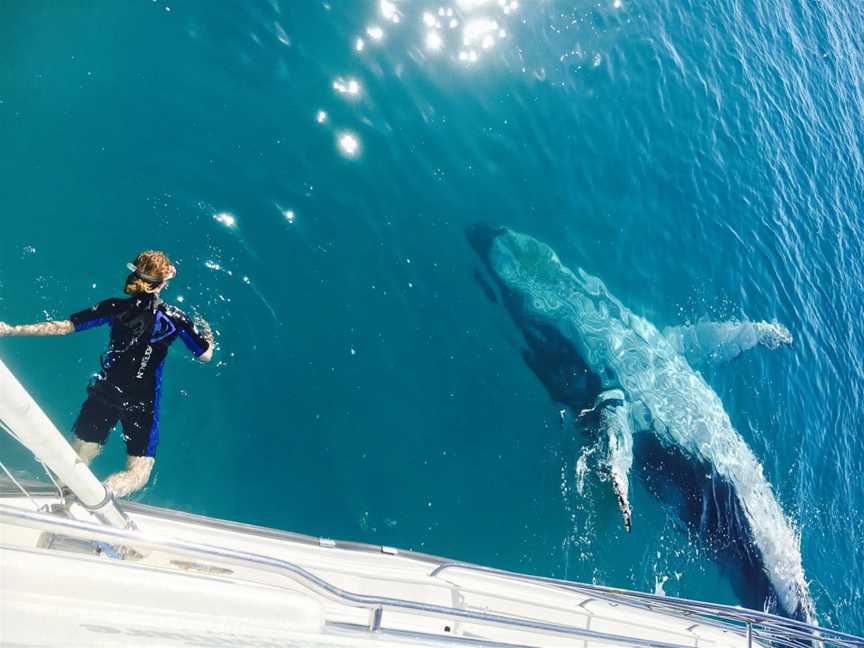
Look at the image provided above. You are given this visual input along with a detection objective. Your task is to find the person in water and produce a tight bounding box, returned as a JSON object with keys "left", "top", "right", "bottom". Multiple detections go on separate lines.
{"left": 0, "top": 251, "right": 213, "bottom": 497}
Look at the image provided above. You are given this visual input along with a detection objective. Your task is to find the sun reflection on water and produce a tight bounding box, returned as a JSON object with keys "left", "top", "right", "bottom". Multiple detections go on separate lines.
{"left": 314, "top": 0, "right": 527, "bottom": 161}
{"left": 213, "top": 212, "right": 237, "bottom": 229}
{"left": 335, "top": 0, "right": 527, "bottom": 71}
{"left": 337, "top": 132, "right": 361, "bottom": 158}
{"left": 379, "top": 0, "right": 401, "bottom": 24}
{"left": 333, "top": 77, "right": 362, "bottom": 98}
{"left": 425, "top": 31, "right": 444, "bottom": 52}
{"left": 359, "top": 0, "right": 521, "bottom": 67}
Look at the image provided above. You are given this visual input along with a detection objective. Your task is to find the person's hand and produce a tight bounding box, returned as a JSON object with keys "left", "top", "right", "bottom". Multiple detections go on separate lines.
{"left": 0, "top": 322, "right": 13, "bottom": 337}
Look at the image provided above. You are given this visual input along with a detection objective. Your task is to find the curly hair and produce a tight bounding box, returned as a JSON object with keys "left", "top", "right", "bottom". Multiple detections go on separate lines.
{"left": 124, "top": 250, "right": 175, "bottom": 295}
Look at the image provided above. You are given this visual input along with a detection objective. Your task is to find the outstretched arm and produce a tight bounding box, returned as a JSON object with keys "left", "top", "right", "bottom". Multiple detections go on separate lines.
{"left": 0, "top": 320, "right": 75, "bottom": 337}
{"left": 173, "top": 307, "right": 216, "bottom": 362}
{"left": 198, "top": 336, "right": 214, "bottom": 363}
{"left": 196, "top": 318, "right": 215, "bottom": 363}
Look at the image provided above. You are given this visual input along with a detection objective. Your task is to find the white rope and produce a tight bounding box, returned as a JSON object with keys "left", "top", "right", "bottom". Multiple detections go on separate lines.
{"left": 1, "top": 415, "right": 65, "bottom": 505}
{"left": 0, "top": 414, "right": 25, "bottom": 445}
{"left": 0, "top": 458, "right": 41, "bottom": 512}
{"left": 38, "top": 461, "right": 66, "bottom": 505}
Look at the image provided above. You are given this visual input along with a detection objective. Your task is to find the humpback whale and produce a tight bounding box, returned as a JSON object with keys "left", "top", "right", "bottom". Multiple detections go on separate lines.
{"left": 468, "top": 224, "right": 815, "bottom": 623}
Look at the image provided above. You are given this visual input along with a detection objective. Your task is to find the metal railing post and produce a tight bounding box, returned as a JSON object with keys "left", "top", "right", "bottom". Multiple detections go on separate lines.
{"left": 368, "top": 606, "right": 383, "bottom": 631}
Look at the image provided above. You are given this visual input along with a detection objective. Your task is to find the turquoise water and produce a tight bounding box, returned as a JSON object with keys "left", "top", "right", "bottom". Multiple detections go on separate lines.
{"left": 2, "top": 0, "right": 863, "bottom": 632}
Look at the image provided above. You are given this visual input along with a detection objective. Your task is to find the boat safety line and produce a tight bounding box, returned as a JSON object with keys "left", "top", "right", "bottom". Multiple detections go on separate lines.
{"left": 0, "top": 504, "right": 696, "bottom": 648}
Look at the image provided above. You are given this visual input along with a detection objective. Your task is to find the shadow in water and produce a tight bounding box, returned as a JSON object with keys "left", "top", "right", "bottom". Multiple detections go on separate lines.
{"left": 635, "top": 434, "right": 777, "bottom": 614}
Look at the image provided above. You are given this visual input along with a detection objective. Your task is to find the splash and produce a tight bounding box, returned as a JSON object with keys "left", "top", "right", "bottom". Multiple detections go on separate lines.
{"left": 574, "top": 444, "right": 595, "bottom": 496}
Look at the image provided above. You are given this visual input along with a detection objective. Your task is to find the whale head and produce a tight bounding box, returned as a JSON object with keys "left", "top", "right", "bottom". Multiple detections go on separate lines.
{"left": 467, "top": 224, "right": 572, "bottom": 300}
{"left": 468, "top": 224, "right": 628, "bottom": 377}
{"left": 467, "top": 223, "right": 605, "bottom": 406}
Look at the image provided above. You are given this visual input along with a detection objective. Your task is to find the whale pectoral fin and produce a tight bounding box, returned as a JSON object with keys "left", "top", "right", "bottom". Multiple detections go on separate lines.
{"left": 664, "top": 320, "right": 792, "bottom": 367}
{"left": 597, "top": 393, "right": 635, "bottom": 532}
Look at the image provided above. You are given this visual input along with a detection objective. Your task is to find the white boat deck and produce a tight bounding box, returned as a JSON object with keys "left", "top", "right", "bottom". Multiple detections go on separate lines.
{"left": 1, "top": 483, "right": 851, "bottom": 648}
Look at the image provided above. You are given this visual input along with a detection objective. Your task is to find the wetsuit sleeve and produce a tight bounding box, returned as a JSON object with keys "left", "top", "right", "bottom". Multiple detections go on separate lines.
{"left": 172, "top": 309, "right": 211, "bottom": 357}
{"left": 69, "top": 299, "right": 122, "bottom": 332}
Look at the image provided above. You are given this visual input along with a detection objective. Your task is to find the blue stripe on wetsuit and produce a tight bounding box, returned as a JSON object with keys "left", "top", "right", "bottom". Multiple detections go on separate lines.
{"left": 74, "top": 316, "right": 111, "bottom": 332}
{"left": 179, "top": 328, "right": 206, "bottom": 356}
{"left": 146, "top": 361, "right": 164, "bottom": 457}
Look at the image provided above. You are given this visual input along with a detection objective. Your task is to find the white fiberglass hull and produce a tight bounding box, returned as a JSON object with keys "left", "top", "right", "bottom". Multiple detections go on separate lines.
{"left": 4, "top": 480, "right": 845, "bottom": 648}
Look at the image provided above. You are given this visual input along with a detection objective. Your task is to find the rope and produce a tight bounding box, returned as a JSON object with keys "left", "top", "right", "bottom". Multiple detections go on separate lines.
{"left": 0, "top": 415, "right": 63, "bottom": 507}
{"left": 38, "top": 461, "right": 66, "bottom": 506}
{"left": 0, "top": 414, "right": 25, "bottom": 445}
{"left": 0, "top": 458, "right": 41, "bottom": 512}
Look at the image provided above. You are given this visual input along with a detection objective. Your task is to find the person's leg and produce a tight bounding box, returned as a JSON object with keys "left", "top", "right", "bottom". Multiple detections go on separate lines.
{"left": 103, "top": 455, "right": 155, "bottom": 498}
{"left": 71, "top": 392, "right": 119, "bottom": 466}
{"left": 71, "top": 438, "right": 102, "bottom": 464}
{"left": 105, "top": 402, "right": 159, "bottom": 498}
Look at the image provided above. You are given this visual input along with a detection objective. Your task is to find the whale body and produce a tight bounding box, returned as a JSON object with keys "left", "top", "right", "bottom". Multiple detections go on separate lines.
{"left": 468, "top": 224, "right": 815, "bottom": 623}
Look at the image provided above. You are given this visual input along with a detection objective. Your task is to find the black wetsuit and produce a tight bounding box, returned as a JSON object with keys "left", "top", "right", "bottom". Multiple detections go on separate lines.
{"left": 69, "top": 293, "right": 210, "bottom": 457}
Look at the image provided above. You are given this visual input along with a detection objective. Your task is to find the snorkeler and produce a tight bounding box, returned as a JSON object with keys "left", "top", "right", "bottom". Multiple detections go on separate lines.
{"left": 0, "top": 251, "right": 213, "bottom": 498}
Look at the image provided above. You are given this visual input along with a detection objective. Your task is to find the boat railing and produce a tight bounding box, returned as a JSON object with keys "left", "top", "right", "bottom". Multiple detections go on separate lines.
{"left": 2, "top": 503, "right": 861, "bottom": 648}
{"left": 431, "top": 563, "right": 860, "bottom": 648}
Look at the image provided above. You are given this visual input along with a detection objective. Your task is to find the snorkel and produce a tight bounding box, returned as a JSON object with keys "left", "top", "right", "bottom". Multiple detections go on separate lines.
{"left": 116, "top": 252, "right": 177, "bottom": 337}
{"left": 126, "top": 262, "right": 164, "bottom": 286}
{"left": 124, "top": 251, "right": 177, "bottom": 295}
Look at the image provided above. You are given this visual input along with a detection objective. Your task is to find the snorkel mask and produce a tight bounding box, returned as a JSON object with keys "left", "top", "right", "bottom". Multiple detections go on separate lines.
{"left": 126, "top": 262, "right": 176, "bottom": 288}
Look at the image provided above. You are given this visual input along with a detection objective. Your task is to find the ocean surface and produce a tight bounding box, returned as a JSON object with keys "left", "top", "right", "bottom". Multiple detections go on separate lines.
{"left": 2, "top": 0, "right": 863, "bottom": 632}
